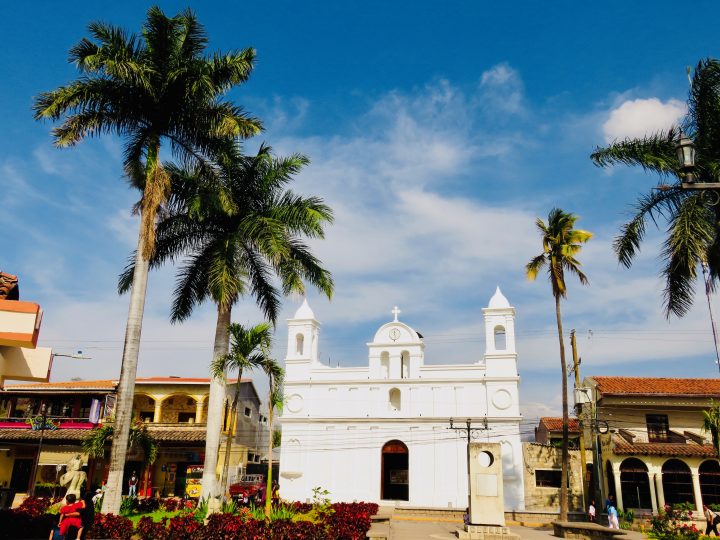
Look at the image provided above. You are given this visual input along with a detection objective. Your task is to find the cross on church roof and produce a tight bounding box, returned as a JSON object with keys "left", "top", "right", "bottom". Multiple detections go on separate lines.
{"left": 392, "top": 306, "right": 401, "bottom": 322}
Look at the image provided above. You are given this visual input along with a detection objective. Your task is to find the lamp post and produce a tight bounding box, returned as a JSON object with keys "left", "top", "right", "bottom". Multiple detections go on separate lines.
{"left": 674, "top": 132, "right": 720, "bottom": 373}
{"left": 449, "top": 417, "right": 489, "bottom": 525}
{"left": 28, "top": 403, "right": 48, "bottom": 496}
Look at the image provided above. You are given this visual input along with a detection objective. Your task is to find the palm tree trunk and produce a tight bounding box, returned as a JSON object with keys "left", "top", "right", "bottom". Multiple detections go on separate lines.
{"left": 200, "top": 304, "right": 231, "bottom": 499}
{"left": 555, "top": 294, "right": 569, "bottom": 522}
{"left": 101, "top": 232, "right": 150, "bottom": 514}
{"left": 102, "top": 141, "right": 159, "bottom": 515}
{"left": 219, "top": 368, "right": 244, "bottom": 496}
{"left": 265, "top": 398, "right": 274, "bottom": 519}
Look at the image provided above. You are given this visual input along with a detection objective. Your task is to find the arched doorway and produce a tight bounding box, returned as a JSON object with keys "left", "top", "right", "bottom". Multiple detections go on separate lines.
{"left": 381, "top": 440, "right": 408, "bottom": 501}
{"left": 619, "top": 458, "right": 652, "bottom": 509}
{"left": 700, "top": 460, "right": 720, "bottom": 506}
{"left": 662, "top": 459, "right": 694, "bottom": 506}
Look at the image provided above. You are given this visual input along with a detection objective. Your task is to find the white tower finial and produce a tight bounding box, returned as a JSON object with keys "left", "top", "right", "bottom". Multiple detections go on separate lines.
{"left": 391, "top": 306, "right": 401, "bottom": 321}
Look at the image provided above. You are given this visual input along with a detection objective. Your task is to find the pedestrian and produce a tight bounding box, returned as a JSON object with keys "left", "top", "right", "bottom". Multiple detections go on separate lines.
{"left": 92, "top": 489, "right": 102, "bottom": 505}
{"left": 607, "top": 504, "right": 619, "bottom": 529}
{"left": 50, "top": 494, "right": 83, "bottom": 540}
{"left": 79, "top": 490, "right": 95, "bottom": 539}
{"left": 605, "top": 494, "right": 614, "bottom": 513}
{"left": 271, "top": 480, "right": 279, "bottom": 506}
{"left": 128, "top": 471, "right": 138, "bottom": 498}
{"left": 588, "top": 500, "right": 596, "bottom": 522}
{"left": 705, "top": 504, "right": 720, "bottom": 536}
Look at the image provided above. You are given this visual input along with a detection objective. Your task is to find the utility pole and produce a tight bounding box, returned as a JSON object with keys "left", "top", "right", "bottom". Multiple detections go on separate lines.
{"left": 570, "top": 330, "right": 587, "bottom": 511}
{"left": 449, "top": 418, "right": 489, "bottom": 524}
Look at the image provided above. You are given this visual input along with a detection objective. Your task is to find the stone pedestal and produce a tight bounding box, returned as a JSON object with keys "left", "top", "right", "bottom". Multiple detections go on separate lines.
{"left": 457, "top": 524, "right": 520, "bottom": 539}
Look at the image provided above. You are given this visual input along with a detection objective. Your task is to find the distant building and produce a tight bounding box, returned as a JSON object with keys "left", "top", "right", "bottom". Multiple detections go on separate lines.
{"left": 0, "top": 376, "right": 268, "bottom": 505}
{"left": 579, "top": 376, "right": 720, "bottom": 514}
{"left": 279, "top": 288, "right": 525, "bottom": 510}
{"left": 534, "top": 417, "right": 581, "bottom": 448}
{"left": 522, "top": 417, "right": 586, "bottom": 513}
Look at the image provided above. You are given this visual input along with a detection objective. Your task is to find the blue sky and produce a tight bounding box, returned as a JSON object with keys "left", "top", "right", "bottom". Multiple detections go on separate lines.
{"left": 3, "top": 1, "right": 720, "bottom": 423}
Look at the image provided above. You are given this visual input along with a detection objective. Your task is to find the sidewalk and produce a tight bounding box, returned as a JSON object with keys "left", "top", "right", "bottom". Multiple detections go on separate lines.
{"left": 389, "top": 518, "right": 649, "bottom": 539}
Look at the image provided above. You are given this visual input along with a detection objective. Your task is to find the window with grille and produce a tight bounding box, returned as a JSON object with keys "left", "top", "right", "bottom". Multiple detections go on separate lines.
{"left": 646, "top": 414, "right": 669, "bottom": 442}
{"left": 535, "top": 469, "right": 562, "bottom": 488}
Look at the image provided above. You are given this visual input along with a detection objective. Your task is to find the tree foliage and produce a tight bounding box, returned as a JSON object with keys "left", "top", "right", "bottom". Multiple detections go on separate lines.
{"left": 591, "top": 59, "right": 720, "bottom": 318}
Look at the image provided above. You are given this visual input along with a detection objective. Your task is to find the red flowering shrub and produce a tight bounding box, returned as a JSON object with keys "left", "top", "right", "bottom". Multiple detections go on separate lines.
{"left": 167, "top": 513, "right": 205, "bottom": 539}
{"left": 136, "top": 516, "right": 170, "bottom": 540}
{"left": 161, "top": 497, "right": 183, "bottom": 511}
{"left": 87, "top": 512, "right": 134, "bottom": 539}
{"left": 15, "top": 496, "right": 58, "bottom": 517}
{"left": 328, "top": 503, "right": 377, "bottom": 540}
{"left": 135, "top": 496, "right": 161, "bottom": 513}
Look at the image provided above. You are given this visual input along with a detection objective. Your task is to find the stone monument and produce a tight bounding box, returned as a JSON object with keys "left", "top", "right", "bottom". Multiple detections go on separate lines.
{"left": 457, "top": 443, "right": 519, "bottom": 540}
{"left": 59, "top": 454, "right": 87, "bottom": 498}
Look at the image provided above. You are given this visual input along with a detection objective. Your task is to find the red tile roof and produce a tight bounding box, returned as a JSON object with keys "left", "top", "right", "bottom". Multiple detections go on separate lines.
{"left": 612, "top": 434, "right": 717, "bottom": 458}
{"left": 0, "top": 273, "right": 19, "bottom": 300}
{"left": 591, "top": 376, "right": 720, "bottom": 397}
{"left": 5, "top": 377, "right": 247, "bottom": 391}
{"left": 539, "top": 417, "right": 580, "bottom": 432}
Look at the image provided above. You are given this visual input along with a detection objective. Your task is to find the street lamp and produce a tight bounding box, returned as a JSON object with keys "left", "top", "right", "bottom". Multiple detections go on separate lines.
{"left": 676, "top": 131, "right": 697, "bottom": 184}
{"left": 28, "top": 403, "right": 48, "bottom": 496}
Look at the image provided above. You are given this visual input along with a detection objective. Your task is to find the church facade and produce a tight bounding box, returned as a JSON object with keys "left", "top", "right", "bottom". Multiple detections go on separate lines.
{"left": 278, "top": 288, "right": 525, "bottom": 510}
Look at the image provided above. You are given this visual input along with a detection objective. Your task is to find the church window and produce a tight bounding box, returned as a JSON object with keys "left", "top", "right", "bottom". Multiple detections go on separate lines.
{"left": 380, "top": 352, "right": 390, "bottom": 379}
{"left": 401, "top": 351, "right": 409, "bottom": 378}
{"left": 296, "top": 333, "right": 304, "bottom": 355}
{"left": 494, "top": 325, "right": 506, "bottom": 350}
{"left": 389, "top": 388, "right": 401, "bottom": 411}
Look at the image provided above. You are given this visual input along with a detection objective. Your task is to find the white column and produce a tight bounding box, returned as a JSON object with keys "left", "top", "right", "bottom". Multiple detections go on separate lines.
{"left": 691, "top": 468, "right": 704, "bottom": 514}
{"left": 647, "top": 471, "right": 658, "bottom": 514}
{"left": 655, "top": 473, "right": 666, "bottom": 510}
{"left": 154, "top": 399, "right": 163, "bottom": 423}
{"left": 612, "top": 464, "right": 623, "bottom": 511}
{"left": 195, "top": 398, "right": 204, "bottom": 423}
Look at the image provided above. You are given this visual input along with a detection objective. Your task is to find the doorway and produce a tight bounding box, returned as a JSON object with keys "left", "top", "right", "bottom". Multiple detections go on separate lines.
{"left": 381, "top": 440, "right": 408, "bottom": 501}
{"left": 10, "top": 459, "right": 34, "bottom": 492}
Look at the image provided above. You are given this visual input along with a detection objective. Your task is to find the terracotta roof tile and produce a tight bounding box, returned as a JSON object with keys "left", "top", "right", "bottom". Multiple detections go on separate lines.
{"left": 5, "top": 377, "right": 248, "bottom": 391}
{"left": 146, "top": 425, "right": 207, "bottom": 442}
{"left": 0, "top": 273, "right": 19, "bottom": 300}
{"left": 0, "top": 428, "right": 91, "bottom": 441}
{"left": 612, "top": 434, "right": 717, "bottom": 457}
{"left": 539, "top": 417, "right": 580, "bottom": 432}
{"left": 592, "top": 376, "right": 720, "bottom": 397}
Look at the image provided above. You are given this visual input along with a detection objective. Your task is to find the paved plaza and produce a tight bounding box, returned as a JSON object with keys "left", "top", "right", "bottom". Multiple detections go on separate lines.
{"left": 389, "top": 518, "right": 649, "bottom": 539}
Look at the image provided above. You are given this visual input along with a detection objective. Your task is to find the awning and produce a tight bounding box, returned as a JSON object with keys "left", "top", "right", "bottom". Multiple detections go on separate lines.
{"left": 38, "top": 449, "right": 88, "bottom": 466}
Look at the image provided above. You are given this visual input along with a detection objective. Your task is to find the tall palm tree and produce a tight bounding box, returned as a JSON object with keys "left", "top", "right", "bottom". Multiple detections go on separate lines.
{"left": 526, "top": 208, "right": 592, "bottom": 521}
{"left": 118, "top": 144, "right": 333, "bottom": 498}
{"left": 591, "top": 59, "right": 720, "bottom": 318}
{"left": 34, "top": 7, "right": 261, "bottom": 513}
{"left": 210, "top": 322, "right": 272, "bottom": 497}
{"left": 702, "top": 401, "right": 720, "bottom": 457}
{"left": 260, "top": 357, "right": 284, "bottom": 519}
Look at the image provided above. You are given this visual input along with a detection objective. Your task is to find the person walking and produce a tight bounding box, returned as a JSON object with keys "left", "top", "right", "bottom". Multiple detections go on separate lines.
{"left": 128, "top": 471, "right": 138, "bottom": 498}
{"left": 705, "top": 505, "right": 720, "bottom": 536}
{"left": 588, "top": 501, "right": 596, "bottom": 523}
{"left": 607, "top": 504, "right": 619, "bottom": 529}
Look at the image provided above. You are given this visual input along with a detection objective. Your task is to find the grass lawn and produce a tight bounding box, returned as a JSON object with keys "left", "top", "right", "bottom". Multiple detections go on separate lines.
{"left": 126, "top": 509, "right": 184, "bottom": 524}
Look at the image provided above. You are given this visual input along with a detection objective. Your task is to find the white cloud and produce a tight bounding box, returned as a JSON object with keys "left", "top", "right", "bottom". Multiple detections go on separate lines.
{"left": 602, "top": 97, "right": 686, "bottom": 142}
{"left": 478, "top": 63, "right": 525, "bottom": 115}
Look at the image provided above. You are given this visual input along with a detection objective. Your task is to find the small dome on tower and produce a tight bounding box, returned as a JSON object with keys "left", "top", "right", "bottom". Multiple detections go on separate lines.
{"left": 488, "top": 286, "right": 511, "bottom": 309}
{"left": 293, "top": 298, "right": 316, "bottom": 320}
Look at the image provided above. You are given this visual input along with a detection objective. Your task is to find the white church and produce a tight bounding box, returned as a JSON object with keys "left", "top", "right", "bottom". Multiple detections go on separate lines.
{"left": 278, "top": 288, "right": 525, "bottom": 510}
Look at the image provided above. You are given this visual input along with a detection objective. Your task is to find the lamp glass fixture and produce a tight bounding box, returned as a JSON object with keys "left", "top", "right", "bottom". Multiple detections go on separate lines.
{"left": 676, "top": 133, "right": 696, "bottom": 172}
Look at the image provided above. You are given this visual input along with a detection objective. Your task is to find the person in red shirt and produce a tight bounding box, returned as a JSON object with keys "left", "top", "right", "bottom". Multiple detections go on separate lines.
{"left": 58, "top": 494, "right": 83, "bottom": 538}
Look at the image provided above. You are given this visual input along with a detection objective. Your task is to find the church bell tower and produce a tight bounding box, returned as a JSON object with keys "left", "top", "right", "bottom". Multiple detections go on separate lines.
{"left": 285, "top": 298, "right": 320, "bottom": 380}
{"left": 482, "top": 286, "right": 518, "bottom": 377}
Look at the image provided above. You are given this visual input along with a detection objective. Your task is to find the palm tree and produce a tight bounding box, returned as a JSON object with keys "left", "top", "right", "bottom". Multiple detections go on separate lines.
{"left": 590, "top": 59, "right": 720, "bottom": 318}
{"left": 260, "top": 357, "right": 284, "bottom": 519}
{"left": 702, "top": 400, "right": 720, "bottom": 457}
{"left": 83, "top": 421, "right": 158, "bottom": 497}
{"left": 118, "top": 144, "right": 334, "bottom": 498}
{"left": 34, "top": 7, "right": 261, "bottom": 513}
{"left": 526, "top": 208, "right": 592, "bottom": 521}
{"left": 210, "top": 322, "right": 272, "bottom": 497}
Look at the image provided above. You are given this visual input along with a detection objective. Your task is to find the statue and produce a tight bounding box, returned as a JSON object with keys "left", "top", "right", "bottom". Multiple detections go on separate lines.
{"left": 59, "top": 454, "right": 87, "bottom": 498}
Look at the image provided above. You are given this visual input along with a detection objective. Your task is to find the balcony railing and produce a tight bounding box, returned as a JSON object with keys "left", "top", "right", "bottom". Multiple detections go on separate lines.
{"left": 0, "top": 416, "right": 99, "bottom": 430}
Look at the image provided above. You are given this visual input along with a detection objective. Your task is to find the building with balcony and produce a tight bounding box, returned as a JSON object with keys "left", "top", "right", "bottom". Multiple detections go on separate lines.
{"left": 579, "top": 376, "right": 720, "bottom": 515}
{"left": 0, "top": 376, "right": 268, "bottom": 505}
